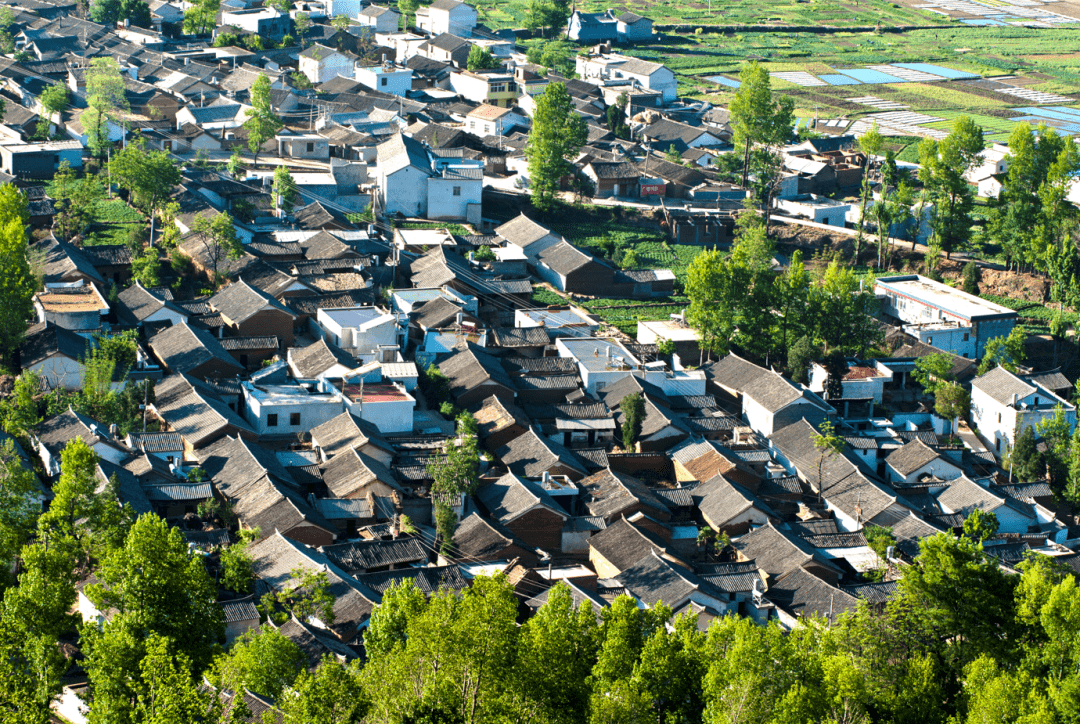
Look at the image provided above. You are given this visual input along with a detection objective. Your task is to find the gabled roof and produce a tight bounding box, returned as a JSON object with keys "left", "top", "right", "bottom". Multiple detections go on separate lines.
{"left": 494, "top": 213, "right": 559, "bottom": 250}
{"left": 936, "top": 475, "right": 1035, "bottom": 520}
{"left": 310, "top": 411, "right": 394, "bottom": 459}
{"left": 116, "top": 281, "right": 188, "bottom": 325}
{"left": 743, "top": 368, "right": 825, "bottom": 414}
{"left": 701, "top": 352, "right": 770, "bottom": 393}
{"left": 588, "top": 516, "right": 669, "bottom": 572}
{"left": 578, "top": 467, "right": 671, "bottom": 520}
{"left": 37, "top": 408, "right": 124, "bottom": 458}
{"left": 885, "top": 439, "right": 949, "bottom": 477}
{"left": 321, "top": 443, "right": 402, "bottom": 497}
{"left": 454, "top": 512, "right": 527, "bottom": 559}
{"left": 536, "top": 240, "right": 595, "bottom": 276}
{"left": 275, "top": 616, "right": 358, "bottom": 667}
{"left": 41, "top": 237, "right": 104, "bottom": 284}
{"left": 198, "top": 434, "right": 298, "bottom": 500}
{"left": 210, "top": 280, "right": 296, "bottom": 325}
{"left": 694, "top": 473, "right": 776, "bottom": 526}
{"left": 471, "top": 394, "right": 530, "bottom": 439}
{"left": 732, "top": 521, "right": 842, "bottom": 580}
{"left": 768, "top": 566, "right": 859, "bottom": 621}
{"left": 476, "top": 472, "right": 567, "bottom": 525}
{"left": 891, "top": 513, "right": 946, "bottom": 557}
{"left": 438, "top": 342, "right": 517, "bottom": 398}
{"left": 377, "top": 132, "right": 431, "bottom": 176}
{"left": 287, "top": 338, "right": 355, "bottom": 379}
{"left": 494, "top": 427, "right": 588, "bottom": 478}
{"left": 154, "top": 374, "right": 256, "bottom": 448}
{"left": 318, "top": 537, "right": 426, "bottom": 572}
{"left": 149, "top": 322, "right": 245, "bottom": 376}
{"left": 21, "top": 321, "right": 90, "bottom": 367}
{"left": 616, "top": 550, "right": 718, "bottom": 609}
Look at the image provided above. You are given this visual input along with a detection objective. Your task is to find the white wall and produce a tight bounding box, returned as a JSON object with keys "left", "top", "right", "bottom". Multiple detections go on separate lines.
{"left": 343, "top": 396, "right": 414, "bottom": 433}
{"left": 427, "top": 177, "right": 481, "bottom": 221}
{"left": 244, "top": 396, "right": 344, "bottom": 435}
{"left": 27, "top": 355, "right": 84, "bottom": 391}
{"left": 381, "top": 165, "right": 429, "bottom": 216}
{"left": 887, "top": 457, "right": 962, "bottom": 486}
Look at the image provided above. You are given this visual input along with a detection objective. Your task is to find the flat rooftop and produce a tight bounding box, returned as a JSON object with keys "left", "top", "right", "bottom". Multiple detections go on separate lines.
{"left": 517, "top": 307, "right": 595, "bottom": 328}
{"left": 319, "top": 306, "right": 389, "bottom": 328}
{"left": 638, "top": 319, "right": 700, "bottom": 341}
{"left": 36, "top": 287, "right": 108, "bottom": 313}
{"left": 559, "top": 337, "right": 640, "bottom": 372}
{"left": 876, "top": 275, "right": 1016, "bottom": 321}
{"left": 341, "top": 382, "right": 411, "bottom": 403}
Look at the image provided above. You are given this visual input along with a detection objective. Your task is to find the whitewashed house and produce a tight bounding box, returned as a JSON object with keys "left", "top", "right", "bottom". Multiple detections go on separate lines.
{"left": 315, "top": 306, "right": 401, "bottom": 359}
{"left": 374, "top": 133, "right": 482, "bottom": 221}
{"left": 241, "top": 381, "right": 344, "bottom": 435}
{"left": 357, "top": 4, "right": 400, "bottom": 32}
{"left": 299, "top": 44, "right": 357, "bottom": 84}
{"left": 355, "top": 62, "right": 413, "bottom": 96}
{"left": 416, "top": 0, "right": 477, "bottom": 37}
{"left": 970, "top": 365, "right": 1077, "bottom": 457}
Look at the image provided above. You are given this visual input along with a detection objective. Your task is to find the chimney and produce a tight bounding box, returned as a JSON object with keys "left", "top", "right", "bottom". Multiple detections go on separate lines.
{"left": 606, "top": 345, "right": 611, "bottom": 358}
{"left": 456, "top": 312, "right": 463, "bottom": 326}
{"left": 109, "top": 423, "right": 119, "bottom": 440}
{"left": 1012, "top": 392, "right": 1019, "bottom": 407}
{"left": 542, "top": 471, "right": 550, "bottom": 486}
{"left": 184, "top": 56, "right": 190, "bottom": 65}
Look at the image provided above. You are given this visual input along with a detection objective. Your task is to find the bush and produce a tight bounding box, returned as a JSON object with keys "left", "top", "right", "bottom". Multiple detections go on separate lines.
{"left": 962, "top": 261, "right": 980, "bottom": 295}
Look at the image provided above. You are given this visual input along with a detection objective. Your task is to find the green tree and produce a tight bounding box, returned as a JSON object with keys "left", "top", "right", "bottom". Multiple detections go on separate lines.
{"left": 962, "top": 508, "right": 999, "bottom": 543}
{"left": 244, "top": 74, "right": 284, "bottom": 166}
{"left": 1038, "top": 404, "right": 1073, "bottom": 491}
{"left": 787, "top": 335, "right": 819, "bottom": 384}
{"left": 977, "top": 326, "right": 1027, "bottom": 375}
{"left": 136, "top": 634, "right": 221, "bottom": 724}
{"left": 664, "top": 144, "right": 683, "bottom": 163}
{"left": 273, "top": 165, "right": 299, "bottom": 213}
{"left": 183, "top": 0, "right": 219, "bottom": 33}
{"left": 86, "top": 514, "right": 224, "bottom": 671}
{"left": 466, "top": 45, "right": 499, "bottom": 71}
{"left": 912, "top": 352, "right": 955, "bottom": 397}
{"left": 85, "top": 58, "right": 129, "bottom": 159}
{"left": 363, "top": 578, "right": 427, "bottom": 660}
{"left": 1010, "top": 425, "right": 1043, "bottom": 483}
{"left": 854, "top": 123, "right": 885, "bottom": 261}
{"left": 0, "top": 440, "right": 41, "bottom": 578}
{"left": 36, "top": 84, "right": 68, "bottom": 141}
{"left": 685, "top": 247, "right": 737, "bottom": 361}
{"left": 0, "top": 186, "right": 32, "bottom": 366}
{"left": 331, "top": 13, "right": 351, "bottom": 34}
{"left": 814, "top": 261, "right": 882, "bottom": 356}
{"left": 261, "top": 567, "right": 336, "bottom": 626}
{"left": 525, "top": 83, "right": 587, "bottom": 212}
{"left": 729, "top": 61, "right": 795, "bottom": 188}
{"left": 219, "top": 539, "right": 255, "bottom": 594}
{"left": 433, "top": 500, "right": 457, "bottom": 555}
{"left": 813, "top": 418, "right": 845, "bottom": 505}
{"left": 0, "top": 370, "right": 41, "bottom": 442}
{"left": 397, "top": 0, "right": 418, "bottom": 29}
{"left": 773, "top": 250, "right": 811, "bottom": 362}
{"left": 918, "top": 116, "right": 984, "bottom": 259}
{"left": 211, "top": 625, "right": 306, "bottom": 700}
{"left": 525, "top": 0, "right": 571, "bottom": 37}
{"left": 935, "top": 382, "right": 970, "bottom": 436}
{"left": 130, "top": 245, "right": 162, "bottom": 287}
{"left": 90, "top": 0, "right": 150, "bottom": 26}
{"left": 294, "top": 12, "right": 312, "bottom": 46}
{"left": 510, "top": 582, "right": 597, "bottom": 724}
{"left": 899, "top": 530, "right": 1015, "bottom": 674}
{"left": 191, "top": 211, "right": 242, "bottom": 287}
{"left": 962, "top": 261, "right": 980, "bottom": 295}
{"left": 281, "top": 657, "right": 369, "bottom": 724}
{"left": 108, "top": 139, "right": 181, "bottom": 245}
{"left": 822, "top": 351, "right": 848, "bottom": 401}
{"left": 426, "top": 415, "right": 480, "bottom": 496}
{"left": 619, "top": 392, "right": 645, "bottom": 452}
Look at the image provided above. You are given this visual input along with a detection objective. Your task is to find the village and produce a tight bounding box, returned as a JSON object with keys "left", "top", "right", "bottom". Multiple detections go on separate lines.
{"left": 1, "top": 0, "right": 1080, "bottom": 719}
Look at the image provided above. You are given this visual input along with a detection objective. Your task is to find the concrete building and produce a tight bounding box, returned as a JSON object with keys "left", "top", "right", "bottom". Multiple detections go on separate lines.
{"left": 464, "top": 104, "right": 526, "bottom": 138}
{"left": 299, "top": 44, "right": 357, "bottom": 84}
{"left": 323, "top": 376, "right": 416, "bottom": 434}
{"left": 775, "top": 194, "right": 850, "bottom": 227}
{"left": 575, "top": 53, "right": 677, "bottom": 105}
{"left": 875, "top": 275, "right": 1017, "bottom": 359}
{"left": 555, "top": 337, "right": 706, "bottom": 396}
{"left": 448, "top": 70, "right": 519, "bottom": 107}
{"left": 315, "top": 306, "right": 401, "bottom": 358}
{"left": 374, "top": 133, "right": 482, "bottom": 221}
{"left": 416, "top": 0, "right": 477, "bottom": 37}
{"left": 33, "top": 284, "right": 109, "bottom": 332}
{"left": 219, "top": 7, "right": 292, "bottom": 37}
{"left": 355, "top": 62, "right": 412, "bottom": 96}
{"left": 357, "top": 4, "right": 400, "bottom": 32}
{"left": 241, "top": 381, "right": 344, "bottom": 436}
{"left": 971, "top": 365, "right": 1076, "bottom": 457}
{"left": 0, "top": 140, "right": 82, "bottom": 177}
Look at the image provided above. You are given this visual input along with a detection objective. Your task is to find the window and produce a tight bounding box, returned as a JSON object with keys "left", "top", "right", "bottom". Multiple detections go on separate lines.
{"left": 997, "top": 438, "right": 1001, "bottom": 452}
{"left": 963, "top": 332, "right": 969, "bottom": 341}
{"left": 1034, "top": 397, "right": 1039, "bottom": 406}
{"left": 453, "top": 186, "right": 461, "bottom": 196}
{"left": 381, "top": 77, "right": 388, "bottom": 86}
{"left": 268, "top": 414, "right": 278, "bottom": 427}
{"left": 927, "top": 336, "right": 932, "bottom": 345}
{"left": 470, "top": 121, "right": 475, "bottom": 129}
{"left": 307, "top": 142, "right": 314, "bottom": 153}
{"left": 290, "top": 412, "right": 301, "bottom": 426}
{"left": 998, "top": 413, "right": 1002, "bottom": 423}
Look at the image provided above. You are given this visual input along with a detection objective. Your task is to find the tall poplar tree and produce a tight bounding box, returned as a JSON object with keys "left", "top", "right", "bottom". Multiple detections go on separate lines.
{"left": 525, "top": 82, "right": 586, "bottom": 212}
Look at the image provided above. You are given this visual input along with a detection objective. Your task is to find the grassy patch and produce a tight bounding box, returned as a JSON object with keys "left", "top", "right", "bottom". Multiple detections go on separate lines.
{"left": 396, "top": 221, "right": 472, "bottom": 236}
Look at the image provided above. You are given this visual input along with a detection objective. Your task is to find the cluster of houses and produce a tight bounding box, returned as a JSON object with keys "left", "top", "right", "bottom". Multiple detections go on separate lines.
{"left": 4, "top": 0, "right": 1080, "bottom": 718}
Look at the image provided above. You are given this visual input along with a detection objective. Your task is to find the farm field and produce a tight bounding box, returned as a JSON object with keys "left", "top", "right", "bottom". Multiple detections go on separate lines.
{"left": 475, "top": 0, "right": 940, "bottom": 32}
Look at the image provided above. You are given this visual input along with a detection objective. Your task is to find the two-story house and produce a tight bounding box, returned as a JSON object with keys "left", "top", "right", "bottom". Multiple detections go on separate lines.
{"left": 971, "top": 365, "right": 1077, "bottom": 457}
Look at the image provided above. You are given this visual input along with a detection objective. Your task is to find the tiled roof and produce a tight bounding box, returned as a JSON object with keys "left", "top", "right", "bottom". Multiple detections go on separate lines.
{"left": 318, "top": 537, "right": 426, "bottom": 572}
{"left": 693, "top": 473, "right": 775, "bottom": 526}
{"left": 356, "top": 564, "right": 469, "bottom": 595}
{"left": 476, "top": 472, "right": 566, "bottom": 525}
{"left": 615, "top": 550, "right": 718, "bottom": 608}
{"left": 885, "top": 439, "right": 944, "bottom": 476}
{"left": 21, "top": 321, "right": 90, "bottom": 367}
{"left": 210, "top": 280, "right": 295, "bottom": 325}
{"left": 588, "top": 517, "right": 669, "bottom": 572}
{"left": 288, "top": 338, "right": 355, "bottom": 378}
{"left": 150, "top": 322, "right": 245, "bottom": 376}
{"left": 154, "top": 375, "right": 255, "bottom": 448}
{"left": 768, "top": 566, "right": 858, "bottom": 621}
{"left": 454, "top": 512, "right": 524, "bottom": 559}
{"left": 578, "top": 467, "right": 671, "bottom": 520}
{"left": 732, "top": 521, "right": 841, "bottom": 580}
{"left": 495, "top": 427, "right": 588, "bottom": 479}
{"left": 701, "top": 352, "right": 769, "bottom": 393}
